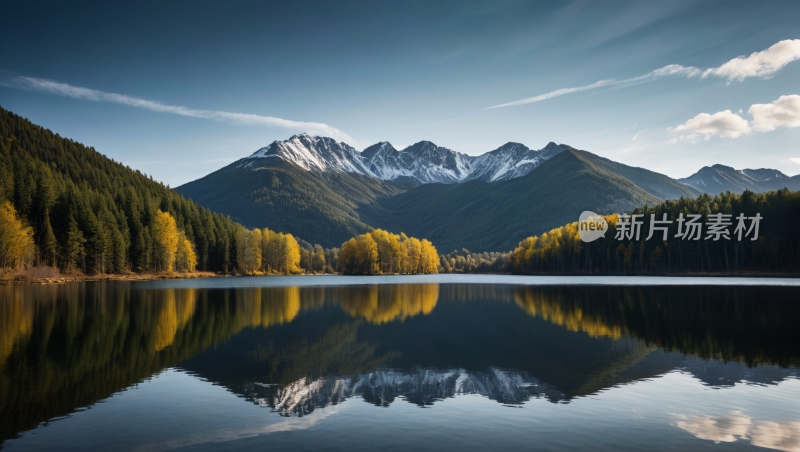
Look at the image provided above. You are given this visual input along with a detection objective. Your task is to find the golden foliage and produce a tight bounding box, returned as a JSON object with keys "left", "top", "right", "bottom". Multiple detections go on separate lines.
{"left": 510, "top": 214, "right": 618, "bottom": 273}
{"left": 236, "top": 226, "right": 263, "bottom": 274}
{"left": 152, "top": 210, "right": 179, "bottom": 272}
{"left": 514, "top": 289, "right": 622, "bottom": 339}
{"left": 339, "top": 230, "right": 439, "bottom": 275}
{"left": 154, "top": 289, "right": 197, "bottom": 351}
{"left": 234, "top": 287, "right": 301, "bottom": 329}
{"left": 0, "top": 286, "right": 35, "bottom": 371}
{"left": 0, "top": 201, "right": 35, "bottom": 270}
{"left": 175, "top": 231, "right": 198, "bottom": 272}
{"left": 339, "top": 284, "right": 439, "bottom": 324}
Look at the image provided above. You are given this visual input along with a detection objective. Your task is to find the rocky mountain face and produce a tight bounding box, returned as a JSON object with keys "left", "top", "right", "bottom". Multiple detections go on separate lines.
{"left": 241, "top": 134, "right": 568, "bottom": 184}
{"left": 678, "top": 164, "right": 800, "bottom": 194}
{"left": 464, "top": 141, "right": 566, "bottom": 182}
{"left": 243, "top": 134, "right": 370, "bottom": 175}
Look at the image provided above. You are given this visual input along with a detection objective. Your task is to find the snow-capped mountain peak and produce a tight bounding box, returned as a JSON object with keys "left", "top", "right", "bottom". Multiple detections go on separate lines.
{"left": 243, "top": 135, "right": 568, "bottom": 184}
{"left": 244, "top": 134, "right": 373, "bottom": 176}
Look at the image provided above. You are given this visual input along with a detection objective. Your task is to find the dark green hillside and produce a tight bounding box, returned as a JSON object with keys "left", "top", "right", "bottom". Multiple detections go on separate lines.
{"left": 176, "top": 159, "right": 413, "bottom": 248}
{"left": 361, "top": 148, "right": 663, "bottom": 252}
{"left": 579, "top": 152, "right": 701, "bottom": 200}
{"left": 0, "top": 106, "right": 242, "bottom": 273}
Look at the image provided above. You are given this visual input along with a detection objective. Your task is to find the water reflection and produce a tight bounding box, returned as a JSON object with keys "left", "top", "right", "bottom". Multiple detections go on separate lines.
{"left": 672, "top": 412, "right": 800, "bottom": 451}
{"left": 0, "top": 282, "right": 798, "bottom": 447}
{"left": 339, "top": 284, "right": 438, "bottom": 324}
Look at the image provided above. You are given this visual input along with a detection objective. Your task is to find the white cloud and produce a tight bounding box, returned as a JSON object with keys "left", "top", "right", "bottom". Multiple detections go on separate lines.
{"left": 485, "top": 64, "right": 700, "bottom": 109}
{"left": 672, "top": 110, "right": 751, "bottom": 139}
{"left": 487, "top": 40, "right": 800, "bottom": 109}
{"left": 791, "top": 158, "right": 800, "bottom": 165}
{"left": 703, "top": 39, "right": 800, "bottom": 82}
{"left": 748, "top": 94, "right": 800, "bottom": 132}
{"left": 0, "top": 76, "right": 354, "bottom": 143}
{"left": 632, "top": 129, "right": 647, "bottom": 141}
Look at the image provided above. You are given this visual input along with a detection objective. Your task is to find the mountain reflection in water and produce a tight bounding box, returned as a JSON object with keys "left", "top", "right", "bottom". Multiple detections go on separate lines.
{"left": 0, "top": 282, "right": 798, "bottom": 448}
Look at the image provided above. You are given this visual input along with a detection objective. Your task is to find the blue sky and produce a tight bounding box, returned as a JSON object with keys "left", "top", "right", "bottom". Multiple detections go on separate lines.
{"left": 1, "top": 0, "right": 799, "bottom": 186}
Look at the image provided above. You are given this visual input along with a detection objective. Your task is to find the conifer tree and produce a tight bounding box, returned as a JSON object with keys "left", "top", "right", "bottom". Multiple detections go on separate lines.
{"left": 65, "top": 214, "right": 86, "bottom": 272}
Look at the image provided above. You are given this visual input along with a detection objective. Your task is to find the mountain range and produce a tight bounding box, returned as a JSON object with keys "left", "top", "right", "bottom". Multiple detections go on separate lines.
{"left": 177, "top": 134, "right": 799, "bottom": 251}
{"left": 678, "top": 164, "right": 800, "bottom": 194}
{"left": 242, "top": 134, "right": 568, "bottom": 184}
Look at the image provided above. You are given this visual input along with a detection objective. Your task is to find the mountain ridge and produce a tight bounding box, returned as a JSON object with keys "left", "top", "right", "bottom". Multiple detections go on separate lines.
{"left": 678, "top": 164, "right": 800, "bottom": 194}
{"left": 178, "top": 134, "right": 799, "bottom": 252}
{"left": 241, "top": 134, "right": 570, "bottom": 184}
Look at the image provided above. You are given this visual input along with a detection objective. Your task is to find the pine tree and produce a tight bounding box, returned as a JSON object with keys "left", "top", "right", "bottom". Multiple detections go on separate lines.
{"left": 65, "top": 214, "right": 87, "bottom": 273}
{"left": 40, "top": 213, "right": 58, "bottom": 267}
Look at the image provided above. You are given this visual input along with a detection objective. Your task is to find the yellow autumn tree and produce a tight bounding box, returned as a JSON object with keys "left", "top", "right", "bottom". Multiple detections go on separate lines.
{"left": 175, "top": 231, "right": 197, "bottom": 272}
{"left": 152, "top": 210, "right": 179, "bottom": 273}
{"left": 339, "top": 232, "right": 437, "bottom": 275}
{"left": 371, "top": 229, "right": 406, "bottom": 274}
{"left": 510, "top": 214, "right": 619, "bottom": 273}
{"left": 357, "top": 233, "right": 379, "bottom": 275}
{"left": 261, "top": 228, "right": 278, "bottom": 273}
{"left": 418, "top": 239, "right": 439, "bottom": 274}
{"left": 236, "top": 226, "right": 262, "bottom": 274}
{"left": 403, "top": 237, "right": 421, "bottom": 274}
{"left": 0, "top": 202, "right": 35, "bottom": 270}
{"left": 281, "top": 233, "right": 301, "bottom": 274}
{"left": 339, "top": 237, "right": 359, "bottom": 274}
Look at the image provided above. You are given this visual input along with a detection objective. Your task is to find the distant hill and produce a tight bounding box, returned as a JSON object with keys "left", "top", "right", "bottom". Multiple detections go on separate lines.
{"left": 360, "top": 148, "right": 664, "bottom": 252}
{"left": 678, "top": 164, "right": 800, "bottom": 194}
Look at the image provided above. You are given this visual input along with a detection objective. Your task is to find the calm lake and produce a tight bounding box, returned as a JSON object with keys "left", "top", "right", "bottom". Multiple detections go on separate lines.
{"left": 1, "top": 275, "right": 799, "bottom": 451}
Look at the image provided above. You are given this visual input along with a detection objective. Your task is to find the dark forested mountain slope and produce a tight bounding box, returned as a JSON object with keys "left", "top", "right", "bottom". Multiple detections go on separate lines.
{"left": 0, "top": 106, "right": 242, "bottom": 273}
{"left": 579, "top": 152, "right": 701, "bottom": 200}
{"left": 176, "top": 158, "right": 413, "bottom": 248}
{"left": 360, "top": 148, "right": 663, "bottom": 252}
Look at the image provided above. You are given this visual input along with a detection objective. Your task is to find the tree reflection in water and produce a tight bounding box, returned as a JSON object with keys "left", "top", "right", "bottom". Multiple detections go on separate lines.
{"left": 0, "top": 282, "right": 798, "bottom": 446}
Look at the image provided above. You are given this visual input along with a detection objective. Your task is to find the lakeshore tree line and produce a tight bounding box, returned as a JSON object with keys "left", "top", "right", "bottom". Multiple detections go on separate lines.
{"left": 2, "top": 106, "right": 798, "bottom": 276}
{"left": 0, "top": 107, "right": 438, "bottom": 276}
{"left": 436, "top": 189, "right": 800, "bottom": 275}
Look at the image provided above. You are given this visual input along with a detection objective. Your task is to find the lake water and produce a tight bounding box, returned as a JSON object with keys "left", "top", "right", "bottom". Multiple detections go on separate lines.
{"left": 1, "top": 276, "right": 799, "bottom": 451}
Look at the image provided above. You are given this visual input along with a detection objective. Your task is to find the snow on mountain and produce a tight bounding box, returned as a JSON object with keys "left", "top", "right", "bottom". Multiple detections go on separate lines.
{"left": 243, "top": 134, "right": 374, "bottom": 176}
{"left": 740, "top": 168, "right": 790, "bottom": 182}
{"left": 253, "top": 368, "right": 563, "bottom": 416}
{"left": 465, "top": 142, "right": 566, "bottom": 182}
{"left": 242, "top": 134, "right": 567, "bottom": 184}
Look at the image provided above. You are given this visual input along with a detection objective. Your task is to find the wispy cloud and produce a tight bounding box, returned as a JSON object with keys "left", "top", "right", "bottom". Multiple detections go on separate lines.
{"left": 487, "top": 39, "right": 800, "bottom": 109}
{"left": 0, "top": 76, "right": 354, "bottom": 142}
{"left": 485, "top": 64, "right": 701, "bottom": 109}
{"left": 702, "top": 39, "right": 800, "bottom": 82}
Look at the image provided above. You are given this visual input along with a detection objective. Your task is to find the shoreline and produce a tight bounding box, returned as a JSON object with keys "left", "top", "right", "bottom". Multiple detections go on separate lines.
{"left": 2, "top": 271, "right": 798, "bottom": 286}
{"left": 0, "top": 271, "right": 221, "bottom": 285}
